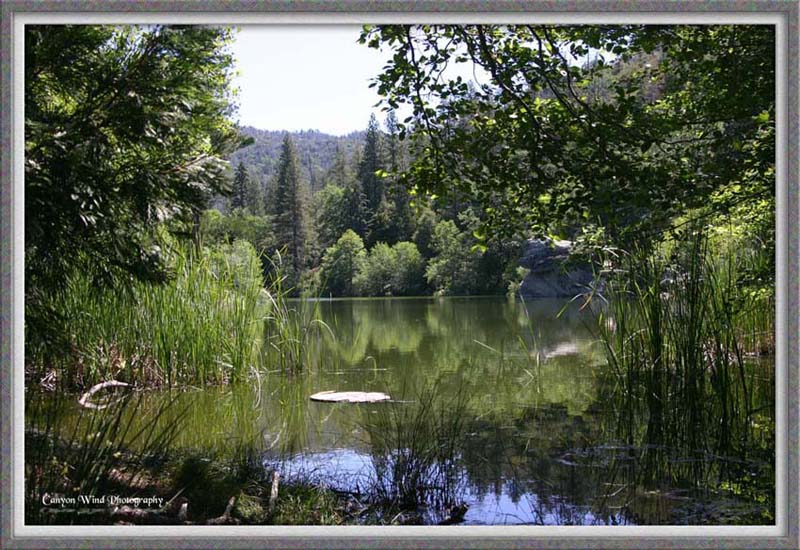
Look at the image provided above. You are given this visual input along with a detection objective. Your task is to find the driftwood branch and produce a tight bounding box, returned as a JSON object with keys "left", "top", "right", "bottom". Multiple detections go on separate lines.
{"left": 206, "top": 496, "right": 239, "bottom": 525}
{"left": 78, "top": 380, "right": 131, "bottom": 410}
{"left": 111, "top": 505, "right": 174, "bottom": 525}
{"left": 268, "top": 471, "right": 280, "bottom": 514}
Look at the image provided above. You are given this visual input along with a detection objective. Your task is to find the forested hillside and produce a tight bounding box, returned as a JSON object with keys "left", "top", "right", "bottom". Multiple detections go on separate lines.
{"left": 230, "top": 127, "right": 365, "bottom": 194}
{"left": 210, "top": 110, "right": 525, "bottom": 298}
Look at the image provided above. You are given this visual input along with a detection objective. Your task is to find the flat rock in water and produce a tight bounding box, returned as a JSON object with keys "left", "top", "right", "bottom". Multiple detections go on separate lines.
{"left": 309, "top": 390, "right": 391, "bottom": 403}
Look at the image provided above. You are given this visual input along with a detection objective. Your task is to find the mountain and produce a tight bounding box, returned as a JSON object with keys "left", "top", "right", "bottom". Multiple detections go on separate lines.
{"left": 230, "top": 126, "right": 366, "bottom": 193}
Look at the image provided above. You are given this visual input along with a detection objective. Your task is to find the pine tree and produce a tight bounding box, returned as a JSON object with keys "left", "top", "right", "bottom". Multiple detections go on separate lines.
{"left": 384, "top": 110, "right": 414, "bottom": 242}
{"left": 385, "top": 110, "right": 402, "bottom": 171}
{"left": 341, "top": 178, "right": 369, "bottom": 238}
{"left": 244, "top": 167, "right": 264, "bottom": 216}
{"left": 231, "top": 161, "right": 248, "bottom": 211}
{"left": 325, "top": 145, "right": 365, "bottom": 239}
{"left": 358, "top": 114, "right": 386, "bottom": 216}
{"left": 270, "top": 134, "right": 313, "bottom": 282}
{"left": 327, "top": 144, "right": 351, "bottom": 188}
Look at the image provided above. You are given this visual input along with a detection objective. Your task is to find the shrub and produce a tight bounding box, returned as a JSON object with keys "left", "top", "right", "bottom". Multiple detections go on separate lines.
{"left": 201, "top": 208, "right": 273, "bottom": 253}
{"left": 319, "top": 230, "right": 367, "bottom": 297}
{"left": 356, "top": 242, "right": 398, "bottom": 296}
{"left": 391, "top": 242, "right": 428, "bottom": 296}
{"left": 425, "top": 220, "right": 479, "bottom": 295}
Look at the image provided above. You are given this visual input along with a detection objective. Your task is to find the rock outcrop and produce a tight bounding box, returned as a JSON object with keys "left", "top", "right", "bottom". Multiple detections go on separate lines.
{"left": 518, "top": 238, "right": 596, "bottom": 298}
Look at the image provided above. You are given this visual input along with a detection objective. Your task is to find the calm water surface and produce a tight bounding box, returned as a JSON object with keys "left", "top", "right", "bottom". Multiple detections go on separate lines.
{"left": 44, "top": 297, "right": 775, "bottom": 525}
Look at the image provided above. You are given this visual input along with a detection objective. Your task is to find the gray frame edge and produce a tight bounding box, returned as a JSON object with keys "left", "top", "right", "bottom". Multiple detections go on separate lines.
{"left": 0, "top": 0, "right": 796, "bottom": 14}
{"left": 1, "top": 1, "right": 798, "bottom": 549}
{"left": 786, "top": 0, "right": 800, "bottom": 547}
{"left": 1, "top": 3, "right": 17, "bottom": 550}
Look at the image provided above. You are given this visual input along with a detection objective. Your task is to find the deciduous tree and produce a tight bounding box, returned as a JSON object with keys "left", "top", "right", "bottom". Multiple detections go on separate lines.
{"left": 359, "top": 25, "right": 774, "bottom": 253}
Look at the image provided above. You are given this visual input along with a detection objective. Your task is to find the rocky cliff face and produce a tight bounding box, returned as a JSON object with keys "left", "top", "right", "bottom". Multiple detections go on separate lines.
{"left": 518, "top": 238, "right": 596, "bottom": 298}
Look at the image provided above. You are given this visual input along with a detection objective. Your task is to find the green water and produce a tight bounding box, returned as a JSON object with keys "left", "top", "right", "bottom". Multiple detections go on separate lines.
{"left": 37, "top": 296, "right": 775, "bottom": 525}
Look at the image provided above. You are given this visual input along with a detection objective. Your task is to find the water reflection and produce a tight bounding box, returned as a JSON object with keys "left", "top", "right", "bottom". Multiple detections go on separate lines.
{"left": 38, "top": 297, "right": 773, "bottom": 525}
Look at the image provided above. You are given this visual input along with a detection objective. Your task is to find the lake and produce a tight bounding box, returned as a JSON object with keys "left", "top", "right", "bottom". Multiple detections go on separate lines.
{"left": 39, "top": 296, "right": 775, "bottom": 525}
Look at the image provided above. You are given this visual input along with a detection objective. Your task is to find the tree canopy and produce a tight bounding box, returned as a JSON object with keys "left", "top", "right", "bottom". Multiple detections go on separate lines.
{"left": 358, "top": 25, "right": 775, "bottom": 251}
{"left": 25, "top": 25, "right": 247, "bottom": 291}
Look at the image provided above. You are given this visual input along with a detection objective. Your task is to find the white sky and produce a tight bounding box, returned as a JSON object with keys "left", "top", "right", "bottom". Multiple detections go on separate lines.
{"left": 230, "top": 26, "right": 400, "bottom": 136}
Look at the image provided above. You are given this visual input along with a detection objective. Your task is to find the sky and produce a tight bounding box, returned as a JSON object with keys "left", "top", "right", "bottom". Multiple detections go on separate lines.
{"left": 229, "top": 26, "right": 401, "bottom": 136}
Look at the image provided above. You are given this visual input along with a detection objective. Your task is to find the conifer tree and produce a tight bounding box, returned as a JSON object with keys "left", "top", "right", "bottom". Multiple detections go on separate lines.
{"left": 385, "top": 110, "right": 402, "bottom": 171}
{"left": 358, "top": 114, "right": 388, "bottom": 246}
{"left": 317, "top": 145, "right": 356, "bottom": 248}
{"left": 327, "top": 144, "right": 352, "bottom": 188}
{"left": 341, "top": 179, "right": 369, "bottom": 239}
{"left": 231, "top": 161, "right": 249, "bottom": 211}
{"left": 270, "top": 134, "right": 313, "bottom": 282}
{"left": 328, "top": 145, "right": 366, "bottom": 239}
{"left": 244, "top": 168, "right": 264, "bottom": 216}
{"left": 384, "top": 110, "right": 414, "bottom": 242}
{"left": 358, "top": 114, "right": 386, "bottom": 216}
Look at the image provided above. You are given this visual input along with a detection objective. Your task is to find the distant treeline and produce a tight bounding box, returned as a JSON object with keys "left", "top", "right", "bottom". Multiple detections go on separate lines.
{"left": 209, "top": 114, "right": 525, "bottom": 297}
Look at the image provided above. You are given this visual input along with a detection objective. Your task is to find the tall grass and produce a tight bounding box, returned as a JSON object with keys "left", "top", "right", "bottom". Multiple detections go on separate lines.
{"left": 28, "top": 238, "right": 268, "bottom": 388}
{"left": 359, "top": 381, "right": 470, "bottom": 517}
{"left": 25, "top": 388, "right": 184, "bottom": 524}
{"left": 595, "top": 227, "right": 774, "bottom": 486}
{"left": 261, "top": 252, "right": 334, "bottom": 375}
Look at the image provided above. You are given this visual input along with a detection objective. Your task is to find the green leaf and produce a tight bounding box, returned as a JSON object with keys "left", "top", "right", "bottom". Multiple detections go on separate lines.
{"left": 470, "top": 243, "right": 487, "bottom": 254}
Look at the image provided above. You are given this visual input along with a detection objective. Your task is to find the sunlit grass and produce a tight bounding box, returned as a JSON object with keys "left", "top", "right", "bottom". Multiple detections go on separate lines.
{"left": 26, "top": 237, "right": 338, "bottom": 389}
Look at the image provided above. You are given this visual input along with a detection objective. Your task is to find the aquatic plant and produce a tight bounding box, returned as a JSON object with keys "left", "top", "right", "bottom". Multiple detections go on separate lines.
{"left": 593, "top": 227, "right": 774, "bottom": 518}
{"left": 25, "top": 388, "right": 184, "bottom": 524}
{"left": 28, "top": 236, "right": 267, "bottom": 388}
{"left": 261, "top": 252, "right": 334, "bottom": 375}
{"left": 359, "top": 381, "right": 470, "bottom": 520}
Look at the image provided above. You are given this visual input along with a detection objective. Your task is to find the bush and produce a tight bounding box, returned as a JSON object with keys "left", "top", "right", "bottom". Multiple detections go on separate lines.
{"left": 354, "top": 241, "right": 428, "bottom": 297}
{"left": 201, "top": 209, "right": 273, "bottom": 254}
{"left": 391, "top": 242, "right": 428, "bottom": 296}
{"left": 356, "top": 242, "right": 398, "bottom": 296}
{"left": 412, "top": 207, "right": 438, "bottom": 259}
{"left": 425, "top": 220, "right": 479, "bottom": 295}
{"left": 319, "top": 230, "right": 367, "bottom": 297}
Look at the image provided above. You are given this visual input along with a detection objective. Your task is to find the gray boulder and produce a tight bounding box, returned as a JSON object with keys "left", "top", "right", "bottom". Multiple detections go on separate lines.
{"left": 518, "top": 238, "right": 596, "bottom": 298}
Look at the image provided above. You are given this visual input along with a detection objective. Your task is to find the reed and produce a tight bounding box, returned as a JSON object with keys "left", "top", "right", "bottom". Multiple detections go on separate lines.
{"left": 261, "top": 252, "right": 334, "bottom": 375}
{"left": 595, "top": 227, "right": 774, "bottom": 489}
{"left": 28, "top": 237, "right": 268, "bottom": 389}
{"left": 359, "top": 381, "right": 469, "bottom": 517}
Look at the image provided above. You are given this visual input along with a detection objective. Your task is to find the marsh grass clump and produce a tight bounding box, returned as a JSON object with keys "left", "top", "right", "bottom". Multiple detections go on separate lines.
{"left": 25, "top": 389, "right": 184, "bottom": 525}
{"left": 232, "top": 491, "right": 268, "bottom": 524}
{"left": 269, "top": 484, "right": 346, "bottom": 525}
{"left": 594, "top": 227, "right": 774, "bottom": 513}
{"left": 359, "top": 381, "right": 470, "bottom": 521}
{"left": 27, "top": 236, "right": 267, "bottom": 389}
